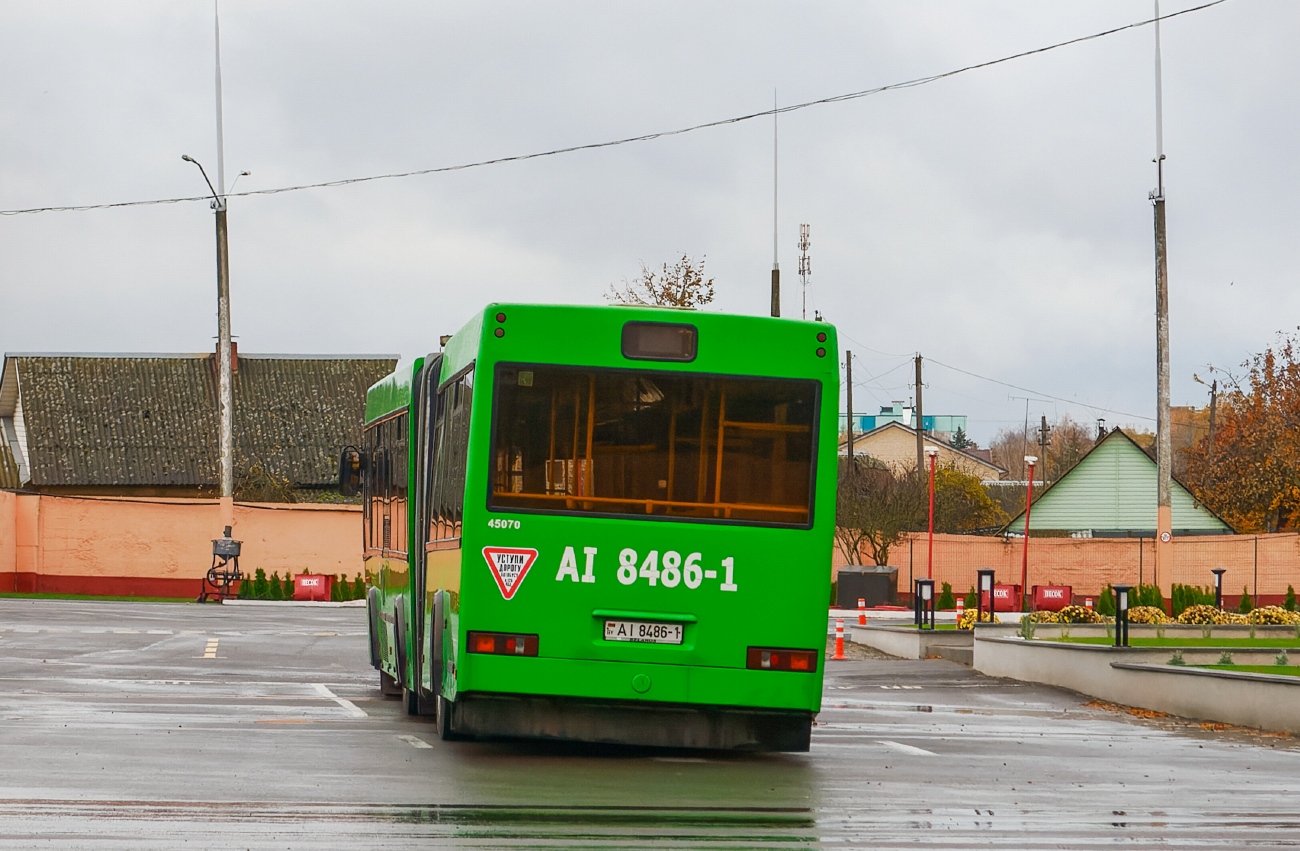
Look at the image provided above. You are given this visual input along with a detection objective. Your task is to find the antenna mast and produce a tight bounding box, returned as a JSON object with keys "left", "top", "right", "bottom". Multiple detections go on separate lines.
{"left": 770, "top": 90, "right": 780, "bottom": 317}
{"left": 798, "top": 224, "right": 811, "bottom": 320}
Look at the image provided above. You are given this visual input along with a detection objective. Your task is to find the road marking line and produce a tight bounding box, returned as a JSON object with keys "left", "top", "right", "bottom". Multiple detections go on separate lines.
{"left": 878, "top": 740, "right": 938, "bottom": 756}
{"left": 313, "top": 683, "right": 367, "bottom": 718}
{"left": 397, "top": 734, "right": 432, "bottom": 749}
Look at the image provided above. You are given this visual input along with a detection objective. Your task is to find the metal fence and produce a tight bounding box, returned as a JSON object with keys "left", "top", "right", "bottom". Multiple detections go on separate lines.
{"left": 832, "top": 532, "right": 1300, "bottom": 606}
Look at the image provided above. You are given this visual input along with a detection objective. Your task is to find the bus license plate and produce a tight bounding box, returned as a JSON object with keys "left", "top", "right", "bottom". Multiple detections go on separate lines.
{"left": 604, "top": 620, "right": 683, "bottom": 645}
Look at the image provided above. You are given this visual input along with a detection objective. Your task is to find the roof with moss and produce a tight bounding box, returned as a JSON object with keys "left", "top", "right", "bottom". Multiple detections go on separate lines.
{"left": 0, "top": 353, "right": 396, "bottom": 489}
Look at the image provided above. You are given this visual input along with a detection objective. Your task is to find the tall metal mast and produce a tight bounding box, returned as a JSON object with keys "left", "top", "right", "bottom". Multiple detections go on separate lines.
{"left": 770, "top": 90, "right": 780, "bottom": 317}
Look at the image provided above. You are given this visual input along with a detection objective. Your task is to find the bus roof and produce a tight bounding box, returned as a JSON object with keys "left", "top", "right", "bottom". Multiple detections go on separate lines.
{"left": 365, "top": 303, "right": 837, "bottom": 423}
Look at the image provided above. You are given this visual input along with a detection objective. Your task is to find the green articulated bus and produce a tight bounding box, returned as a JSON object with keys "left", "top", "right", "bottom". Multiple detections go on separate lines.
{"left": 340, "top": 303, "right": 838, "bottom": 751}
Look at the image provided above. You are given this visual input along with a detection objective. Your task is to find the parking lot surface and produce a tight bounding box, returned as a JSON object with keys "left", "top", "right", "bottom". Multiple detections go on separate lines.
{"left": 1, "top": 599, "right": 1298, "bottom": 848}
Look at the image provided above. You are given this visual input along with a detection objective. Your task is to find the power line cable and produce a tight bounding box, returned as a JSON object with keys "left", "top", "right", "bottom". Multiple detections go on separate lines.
{"left": 0, "top": 0, "right": 1228, "bottom": 217}
{"left": 926, "top": 357, "right": 1155, "bottom": 423}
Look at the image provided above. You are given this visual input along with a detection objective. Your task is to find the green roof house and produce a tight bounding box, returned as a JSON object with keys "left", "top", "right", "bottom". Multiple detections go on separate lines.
{"left": 1006, "top": 428, "right": 1232, "bottom": 537}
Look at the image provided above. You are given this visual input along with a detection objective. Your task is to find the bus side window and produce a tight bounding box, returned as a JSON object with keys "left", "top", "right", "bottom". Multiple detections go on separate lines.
{"left": 362, "top": 422, "right": 382, "bottom": 554}
{"left": 389, "top": 412, "right": 409, "bottom": 556}
{"left": 428, "top": 369, "right": 473, "bottom": 547}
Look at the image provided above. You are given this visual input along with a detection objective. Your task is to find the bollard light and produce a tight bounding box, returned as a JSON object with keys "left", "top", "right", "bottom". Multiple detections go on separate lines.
{"left": 1211, "top": 568, "right": 1227, "bottom": 610}
{"left": 977, "top": 568, "right": 995, "bottom": 626}
{"left": 917, "top": 578, "right": 936, "bottom": 631}
{"left": 1113, "top": 584, "right": 1132, "bottom": 648}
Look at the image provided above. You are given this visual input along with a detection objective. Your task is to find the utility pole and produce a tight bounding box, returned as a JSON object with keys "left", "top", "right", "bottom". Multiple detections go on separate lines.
{"left": 1039, "top": 415, "right": 1051, "bottom": 487}
{"left": 845, "top": 351, "right": 855, "bottom": 470}
{"left": 1152, "top": 0, "right": 1173, "bottom": 583}
{"left": 798, "top": 224, "right": 810, "bottom": 321}
{"left": 1206, "top": 379, "right": 1217, "bottom": 457}
{"left": 770, "top": 91, "right": 780, "bottom": 318}
{"left": 914, "top": 354, "right": 924, "bottom": 473}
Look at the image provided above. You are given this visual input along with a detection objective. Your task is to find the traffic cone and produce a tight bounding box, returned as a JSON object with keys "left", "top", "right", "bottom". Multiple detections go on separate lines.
{"left": 858, "top": 598, "right": 867, "bottom": 626}
{"left": 956, "top": 598, "right": 965, "bottom": 624}
{"left": 1085, "top": 597, "right": 1093, "bottom": 611}
{"left": 832, "top": 618, "right": 847, "bottom": 660}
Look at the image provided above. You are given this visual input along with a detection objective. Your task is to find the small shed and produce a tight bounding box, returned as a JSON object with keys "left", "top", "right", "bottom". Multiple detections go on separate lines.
{"left": 1005, "top": 428, "right": 1232, "bottom": 536}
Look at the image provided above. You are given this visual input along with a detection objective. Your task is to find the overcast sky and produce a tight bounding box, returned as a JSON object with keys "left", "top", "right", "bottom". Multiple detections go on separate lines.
{"left": 1, "top": 1, "right": 1294, "bottom": 445}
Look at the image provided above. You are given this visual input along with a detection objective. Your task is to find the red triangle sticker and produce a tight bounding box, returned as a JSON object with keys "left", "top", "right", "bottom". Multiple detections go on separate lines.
{"left": 482, "top": 547, "right": 539, "bottom": 600}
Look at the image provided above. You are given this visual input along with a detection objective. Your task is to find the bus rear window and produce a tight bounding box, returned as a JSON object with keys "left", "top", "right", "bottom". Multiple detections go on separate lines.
{"left": 489, "top": 364, "right": 817, "bottom": 526}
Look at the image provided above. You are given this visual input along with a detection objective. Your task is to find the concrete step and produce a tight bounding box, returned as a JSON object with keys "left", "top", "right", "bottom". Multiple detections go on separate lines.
{"left": 933, "top": 645, "right": 974, "bottom": 666}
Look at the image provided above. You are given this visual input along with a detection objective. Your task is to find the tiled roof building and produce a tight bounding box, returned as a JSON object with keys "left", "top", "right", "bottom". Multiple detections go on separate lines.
{"left": 0, "top": 351, "right": 396, "bottom": 496}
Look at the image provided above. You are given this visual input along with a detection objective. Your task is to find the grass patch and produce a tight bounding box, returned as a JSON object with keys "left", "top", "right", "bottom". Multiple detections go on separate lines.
{"left": 0, "top": 592, "right": 192, "bottom": 603}
{"left": 1196, "top": 666, "right": 1300, "bottom": 677}
{"left": 1047, "top": 636, "right": 1300, "bottom": 649}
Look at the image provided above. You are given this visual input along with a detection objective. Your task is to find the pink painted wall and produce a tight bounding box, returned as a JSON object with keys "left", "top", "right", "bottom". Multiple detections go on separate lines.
{"left": 0, "top": 493, "right": 361, "bottom": 596}
{"left": 0, "top": 491, "right": 14, "bottom": 590}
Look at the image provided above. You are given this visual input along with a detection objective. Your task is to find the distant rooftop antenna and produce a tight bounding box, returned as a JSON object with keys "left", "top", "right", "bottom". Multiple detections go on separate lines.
{"left": 798, "top": 224, "right": 811, "bottom": 320}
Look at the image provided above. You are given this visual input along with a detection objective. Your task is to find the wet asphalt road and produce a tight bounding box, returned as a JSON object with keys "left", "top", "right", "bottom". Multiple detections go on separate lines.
{"left": 1, "top": 600, "right": 1299, "bottom": 849}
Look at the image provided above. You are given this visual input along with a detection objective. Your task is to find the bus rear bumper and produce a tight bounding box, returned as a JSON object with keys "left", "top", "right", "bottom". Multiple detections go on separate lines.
{"left": 447, "top": 692, "right": 812, "bottom": 752}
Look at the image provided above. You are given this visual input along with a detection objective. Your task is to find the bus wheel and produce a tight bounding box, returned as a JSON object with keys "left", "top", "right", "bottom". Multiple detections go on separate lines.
{"left": 437, "top": 696, "right": 466, "bottom": 741}
{"left": 365, "top": 587, "right": 382, "bottom": 669}
{"left": 380, "top": 668, "right": 401, "bottom": 697}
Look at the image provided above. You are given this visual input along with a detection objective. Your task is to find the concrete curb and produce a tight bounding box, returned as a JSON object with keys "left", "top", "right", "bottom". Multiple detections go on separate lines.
{"left": 974, "top": 635, "right": 1300, "bottom": 734}
{"left": 849, "top": 624, "right": 973, "bottom": 660}
{"left": 220, "top": 599, "right": 366, "bottom": 608}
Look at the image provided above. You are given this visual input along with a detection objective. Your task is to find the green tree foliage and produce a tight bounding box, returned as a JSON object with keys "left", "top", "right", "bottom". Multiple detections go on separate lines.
{"left": 353, "top": 574, "right": 366, "bottom": 601}
{"left": 1184, "top": 334, "right": 1300, "bottom": 532}
{"left": 937, "top": 582, "right": 956, "bottom": 610}
{"left": 283, "top": 572, "right": 295, "bottom": 600}
{"left": 1238, "top": 586, "right": 1254, "bottom": 613}
{"left": 252, "top": 568, "right": 268, "bottom": 600}
{"left": 1135, "top": 584, "right": 1166, "bottom": 611}
{"left": 1171, "top": 583, "right": 1215, "bottom": 616}
{"left": 606, "top": 254, "right": 715, "bottom": 309}
{"left": 963, "top": 586, "right": 978, "bottom": 609}
{"left": 1286, "top": 585, "right": 1297, "bottom": 612}
{"left": 267, "top": 572, "right": 284, "bottom": 601}
{"left": 948, "top": 427, "right": 975, "bottom": 450}
{"left": 1098, "top": 585, "right": 1115, "bottom": 616}
{"left": 331, "top": 576, "right": 344, "bottom": 602}
{"left": 933, "top": 468, "right": 1009, "bottom": 533}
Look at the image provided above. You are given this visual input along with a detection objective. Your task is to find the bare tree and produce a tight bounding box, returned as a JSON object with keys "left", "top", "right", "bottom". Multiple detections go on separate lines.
{"left": 606, "top": 254, "right": 715, "bottom": 308}
{"left": 836, "top": 459, "right": 927, "bottom": 567}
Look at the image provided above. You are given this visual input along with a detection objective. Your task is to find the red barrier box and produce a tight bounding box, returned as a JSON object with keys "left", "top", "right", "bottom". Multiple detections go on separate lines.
{"left": 981, "top": 584, "right": 1023, "bottom": 612}
{"left": 293, "top": 574, "right": 333, "bottom": 602}
{"left": 1032, "top": 584, "right": 1073, "bottom": 612}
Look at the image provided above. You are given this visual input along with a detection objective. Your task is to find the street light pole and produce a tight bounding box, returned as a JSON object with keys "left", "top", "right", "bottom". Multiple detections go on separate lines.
{"left": 183, "top": 155, "right": 234, "bottom": 519}
{"left": 1021, "top": 455, "right": 1038, "bottom": 611}
{"left": 925, "top": 446, "right": 939, "bottom": 581}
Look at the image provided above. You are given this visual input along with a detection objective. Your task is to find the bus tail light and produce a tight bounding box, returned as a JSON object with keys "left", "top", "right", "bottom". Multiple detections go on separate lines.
{"left": 467, "top": 631, "right": 538, "bottom": 657}
{"left": 746, "top": 647, "right": 818, "bottom": 673}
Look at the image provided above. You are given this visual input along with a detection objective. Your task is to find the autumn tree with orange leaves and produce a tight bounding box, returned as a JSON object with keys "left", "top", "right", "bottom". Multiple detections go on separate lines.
{"left": 1184, "top": 334, "right": 1300, "bottom": 533}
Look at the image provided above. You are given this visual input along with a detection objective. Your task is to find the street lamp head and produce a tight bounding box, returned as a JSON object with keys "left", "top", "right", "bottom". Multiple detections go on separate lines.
{"left": 1024, "top": 455, "right": 1038, "bottom": 466}
{"left": 181, "top": 154, "right": 195, "bottom": 163}
{"left": 925, "top": 446, "right": 939, "bottom": 458}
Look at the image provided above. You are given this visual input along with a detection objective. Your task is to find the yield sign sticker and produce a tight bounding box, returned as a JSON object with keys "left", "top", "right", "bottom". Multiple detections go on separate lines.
{"left": 482, "top": 547, "right": 538, "bottom": 600}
